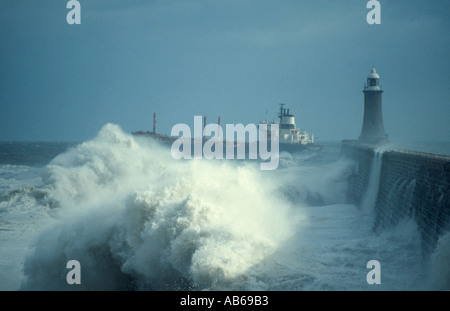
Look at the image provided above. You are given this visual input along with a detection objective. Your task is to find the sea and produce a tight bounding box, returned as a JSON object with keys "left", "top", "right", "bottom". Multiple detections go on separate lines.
{"left": 0, "top": 123, "right": 449, "bottom": 291}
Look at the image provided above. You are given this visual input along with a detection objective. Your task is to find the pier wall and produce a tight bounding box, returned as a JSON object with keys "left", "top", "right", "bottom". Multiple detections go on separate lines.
{"left": 341, "top": 140, "right": 450, "bottom": 255}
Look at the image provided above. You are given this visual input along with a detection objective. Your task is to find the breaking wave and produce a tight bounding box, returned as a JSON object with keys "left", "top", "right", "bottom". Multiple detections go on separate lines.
{"left": 20, "top": 124, "right": 297, "bottom": 290}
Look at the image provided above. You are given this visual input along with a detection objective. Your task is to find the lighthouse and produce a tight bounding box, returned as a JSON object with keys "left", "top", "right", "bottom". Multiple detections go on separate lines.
{"left": 359, "top": 66, "right": 388, "bottom": 144}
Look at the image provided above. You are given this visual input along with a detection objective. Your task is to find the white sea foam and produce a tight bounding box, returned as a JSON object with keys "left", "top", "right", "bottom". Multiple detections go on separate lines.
{"left": 20, "top": 123, "right": 297, "bottom": 290}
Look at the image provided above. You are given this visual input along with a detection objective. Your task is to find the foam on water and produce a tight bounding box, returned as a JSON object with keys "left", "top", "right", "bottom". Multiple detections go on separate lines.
{"left": 0, "top": 165, "right": 53, "bottom": 290}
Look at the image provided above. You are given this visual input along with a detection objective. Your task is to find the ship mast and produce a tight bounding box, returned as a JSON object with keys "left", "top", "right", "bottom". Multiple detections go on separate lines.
{"left": 278, "top": 103, "right": 285, "bottom": 124}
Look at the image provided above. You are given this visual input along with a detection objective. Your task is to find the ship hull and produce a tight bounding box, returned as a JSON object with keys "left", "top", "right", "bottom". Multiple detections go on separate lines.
{"left": 278, "top": 142, "right": 323, "bottom": 153}
{"left": 133, "top": 132, "right": 322, "bottom": 158}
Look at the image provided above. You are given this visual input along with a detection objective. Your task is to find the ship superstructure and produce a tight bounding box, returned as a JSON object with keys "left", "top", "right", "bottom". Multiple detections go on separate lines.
{"left": 259, "top": 104, "right": 319, "bottom": 151}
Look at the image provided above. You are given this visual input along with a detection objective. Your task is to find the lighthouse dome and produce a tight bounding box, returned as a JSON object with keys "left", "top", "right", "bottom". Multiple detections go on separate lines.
{"left": 367, "top": 67, "right": 380, "bottom": 79}
{"left": 365, "top": 66, "right": 381, "bottom": 91}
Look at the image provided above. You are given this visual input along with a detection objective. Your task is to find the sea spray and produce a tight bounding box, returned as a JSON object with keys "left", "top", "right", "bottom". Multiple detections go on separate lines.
{"left": 20, "top": 124, "right": 296, "bottom": 290}
{"left": 360, "top": 145, "right": 391, "bottom": 213}
{"left": 275, "top": 157, "right": 355, "bottom": 206}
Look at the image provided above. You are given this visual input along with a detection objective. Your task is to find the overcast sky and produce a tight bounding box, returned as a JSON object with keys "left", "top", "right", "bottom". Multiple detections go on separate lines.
{"left": 1, "top": 0, "right": 449, "bottom": 143}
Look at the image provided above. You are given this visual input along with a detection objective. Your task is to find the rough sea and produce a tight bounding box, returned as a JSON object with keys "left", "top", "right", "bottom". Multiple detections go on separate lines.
{"left": 1, "top": 124, "right": 449, "bottom": 291}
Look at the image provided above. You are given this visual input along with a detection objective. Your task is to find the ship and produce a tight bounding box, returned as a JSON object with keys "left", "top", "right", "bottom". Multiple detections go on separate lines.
{"left": 133, "top": 105, "right": 321, "bottom": 154}
{"left": 259, "top": 104, "right": 322, "bottom": 152}
{"left": 132, "top": 112, "right": 178, "bottom": 144}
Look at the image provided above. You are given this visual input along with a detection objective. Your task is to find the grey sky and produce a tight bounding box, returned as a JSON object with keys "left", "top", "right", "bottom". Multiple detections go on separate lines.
{"left": 1, "top": 0, "right": 449, "bottom": 142}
